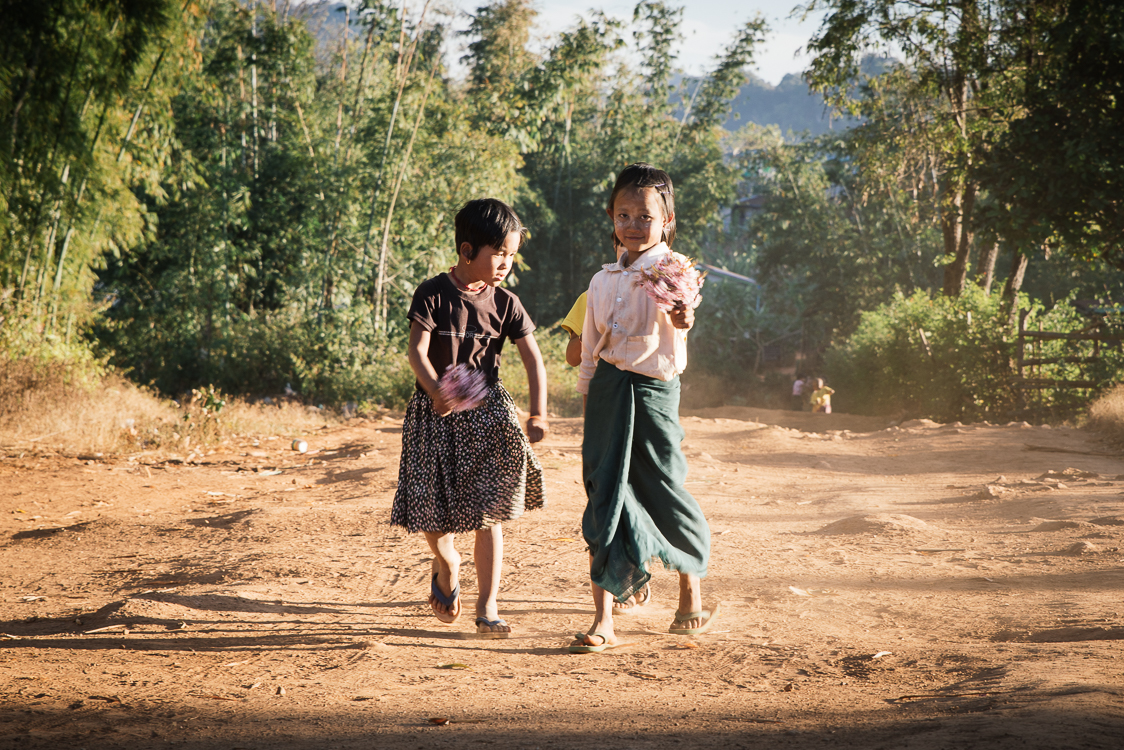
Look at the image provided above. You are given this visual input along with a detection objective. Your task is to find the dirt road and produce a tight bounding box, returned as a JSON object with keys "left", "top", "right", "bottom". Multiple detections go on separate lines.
{"left": 2, "top": 408, "right": 1123, "bottom": 749}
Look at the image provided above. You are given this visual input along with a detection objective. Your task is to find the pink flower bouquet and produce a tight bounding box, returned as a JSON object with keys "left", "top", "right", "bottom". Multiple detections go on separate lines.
{"left": 437, "top": 363, "right": 489, "bottom": 412}
{"left": 634, "top": 254, "right": 704, "bottom": 312}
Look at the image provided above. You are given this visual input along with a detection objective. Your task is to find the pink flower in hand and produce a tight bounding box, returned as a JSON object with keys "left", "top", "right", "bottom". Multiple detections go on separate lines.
{"left": 437, "top": 364, "right": 489, "bottom": 413}
{"left": 634, "top": 254, "right": 704, "bottom": 312}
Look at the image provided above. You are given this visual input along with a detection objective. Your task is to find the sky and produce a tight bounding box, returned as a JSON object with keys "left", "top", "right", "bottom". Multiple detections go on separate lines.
{"left": 298, "top": 1, "right": 826, "bottom": 86}
{"left": 469, "top": 1, "right": 827, "bottom": 86}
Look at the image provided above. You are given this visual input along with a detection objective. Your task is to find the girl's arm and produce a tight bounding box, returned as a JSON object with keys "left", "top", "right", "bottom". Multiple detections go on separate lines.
{"left": 565, "top": 334, "right": 582, "bottom": 367}
{"left": 514, "top": 332, "right": 548, "bottom": 443}
{"left": 407, "top": 322, "right": 452, "bottom": 415}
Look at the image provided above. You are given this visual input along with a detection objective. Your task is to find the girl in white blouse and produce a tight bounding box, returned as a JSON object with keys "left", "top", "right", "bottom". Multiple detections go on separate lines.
{"left": 570, "top": 164, "right": 718, "bottom": 653}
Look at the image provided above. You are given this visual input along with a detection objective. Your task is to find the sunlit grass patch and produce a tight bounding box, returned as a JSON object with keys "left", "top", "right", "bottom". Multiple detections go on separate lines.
{"left": 1086, "top": 384, "right": 1124, "bottom": 446}
{"left": 0, "top": 356, "right": 338, "bottom": 456}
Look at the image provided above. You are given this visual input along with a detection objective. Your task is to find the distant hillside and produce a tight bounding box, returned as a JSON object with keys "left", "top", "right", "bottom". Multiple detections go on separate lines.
{"left": 722, "top": 71, "right": 853, "bottom": 137}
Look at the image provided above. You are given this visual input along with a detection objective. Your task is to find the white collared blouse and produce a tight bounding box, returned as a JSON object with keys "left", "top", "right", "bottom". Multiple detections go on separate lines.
{"left": 577, "top": 242, "right": 690, "bottom": 394}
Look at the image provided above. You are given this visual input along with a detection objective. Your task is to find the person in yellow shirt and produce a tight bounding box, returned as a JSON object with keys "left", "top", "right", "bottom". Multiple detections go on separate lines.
{"left": 811, "top": 378, "right": 835, "bottom": 413}
{"left": 560, "top": 292, "right": 587, "bottom": 367}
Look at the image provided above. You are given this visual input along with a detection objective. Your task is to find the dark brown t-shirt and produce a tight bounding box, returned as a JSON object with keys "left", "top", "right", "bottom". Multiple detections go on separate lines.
{"left": 407, "top": 273, "right": 535, "bottom": 386}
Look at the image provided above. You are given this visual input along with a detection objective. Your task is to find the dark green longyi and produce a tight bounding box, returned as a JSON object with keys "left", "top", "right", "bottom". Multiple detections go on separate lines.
{"left": 582, "top": 360, "right": 710, "bottom": 602}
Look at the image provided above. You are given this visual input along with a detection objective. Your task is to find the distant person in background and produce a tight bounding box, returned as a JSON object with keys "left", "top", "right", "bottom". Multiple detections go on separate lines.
{"left": 811, "top": 378, "right": 835, "bottom": 414}
{"left": 791, "top": 373, "right": 806, "bottom": 411}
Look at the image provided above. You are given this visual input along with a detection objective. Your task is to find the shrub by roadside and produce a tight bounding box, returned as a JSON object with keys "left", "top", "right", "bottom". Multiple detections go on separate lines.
{"left": 824, "top": 288, "right": 1123, "bottom": 423}
{"left": 1086, "top": 384, "right": 1124, "bottom": 447}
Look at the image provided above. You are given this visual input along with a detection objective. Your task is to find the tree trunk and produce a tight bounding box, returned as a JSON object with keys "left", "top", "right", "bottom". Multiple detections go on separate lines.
{"left": 977, "top": 240, "right": 1000, "bottom": 295}
{"left": 941, "top": 181, "right": 976, "bottom": 296}
{"left": 1003, "top": 248, "right": 1029, "bottom": 329}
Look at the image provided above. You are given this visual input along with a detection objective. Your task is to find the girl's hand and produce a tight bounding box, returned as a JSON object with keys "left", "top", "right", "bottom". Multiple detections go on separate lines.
{"left": 670, "top": 303, "right": 694, "bottom": 330}
{"left": 526, "top": 416, "right": 548, "bottom": 443}
{"left": 431, "top": 391, "right": 453, "bottom": 417}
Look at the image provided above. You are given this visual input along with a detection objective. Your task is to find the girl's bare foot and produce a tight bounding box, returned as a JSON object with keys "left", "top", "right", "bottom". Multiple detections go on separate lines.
{"left": 568, "top": 629, "right": 617, "bottom": 652}
{"left": 475, "top": 611, "right": 512, "bottom": 638}
{"left": 572, "top": 579, "right": 617, "bottom": 651}
{"left": 473, "top": 525, "right": 508, "bottom": 636}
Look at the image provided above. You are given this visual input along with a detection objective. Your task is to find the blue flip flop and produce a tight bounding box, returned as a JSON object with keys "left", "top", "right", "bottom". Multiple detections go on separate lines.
{"left": 474, "top": 616, "right": 512, "bottom": 639}
{"left": 430, "top": 573, "right": 461, "bottom": 624}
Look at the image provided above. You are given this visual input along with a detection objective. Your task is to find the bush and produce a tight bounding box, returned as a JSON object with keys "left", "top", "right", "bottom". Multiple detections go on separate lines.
{"left": 1086, "top": 385, "right": 1124, "bottom": 447}
{"left": 97, "top": 301, "right": 419, "bottom": 408}
{"left": 824, "top": 287, "right": 1123, "bottom": 422}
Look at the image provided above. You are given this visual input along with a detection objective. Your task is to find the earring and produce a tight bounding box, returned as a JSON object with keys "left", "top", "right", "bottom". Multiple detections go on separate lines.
{"left": 466, "top": 259, "right": 472, "bottom": 265}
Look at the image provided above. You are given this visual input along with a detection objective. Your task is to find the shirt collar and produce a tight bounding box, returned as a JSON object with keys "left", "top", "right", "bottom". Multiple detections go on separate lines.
{"left": 604, "top": 242, "right": 671, "bottom": 272}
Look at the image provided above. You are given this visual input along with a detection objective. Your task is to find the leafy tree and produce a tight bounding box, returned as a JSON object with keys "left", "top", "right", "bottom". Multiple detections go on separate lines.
{"left": 802, "top": 0, "right": 1018, "bottom": 297}
{"left": 509, "top": 2, "right": 767, "bottom": 324}
{"left": 977, "top": 0, "right": 1124, "bottom": 267}
{"left": 0, "top": 0, "right": 205, "bottom": 330}
{"left": 825, "top": 286, "right": 1123, "bottom": 421}
{"left": 94, "top": 0, "right": 524, "bottom": 401}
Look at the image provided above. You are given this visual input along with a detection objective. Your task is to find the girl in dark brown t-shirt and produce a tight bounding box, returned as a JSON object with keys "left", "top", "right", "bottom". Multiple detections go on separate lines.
{"left": 390, "top": 198, "right": 548, "bottom": 639}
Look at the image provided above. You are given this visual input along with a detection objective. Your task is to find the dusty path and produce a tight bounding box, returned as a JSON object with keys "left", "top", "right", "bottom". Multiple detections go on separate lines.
{"left": 2, "top": 408, "right": 1123, "bottom": 749}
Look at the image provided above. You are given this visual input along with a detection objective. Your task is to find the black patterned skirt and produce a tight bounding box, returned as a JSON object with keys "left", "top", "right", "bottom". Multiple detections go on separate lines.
{"left": 390, "top": 383, "right": 545, "bottom": 533}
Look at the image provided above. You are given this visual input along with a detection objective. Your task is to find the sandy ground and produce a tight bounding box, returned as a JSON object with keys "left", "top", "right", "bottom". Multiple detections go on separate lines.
{"left": 2, "top": 406, "right": 1124, "bottom": 749}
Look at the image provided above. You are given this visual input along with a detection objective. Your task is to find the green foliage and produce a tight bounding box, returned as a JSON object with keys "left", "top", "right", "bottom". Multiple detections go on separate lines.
{"left": 501, "top": 329, "right": 582, "bottom": 418}
{"left": 3, "top": 0, "right": 1118, "bottom": 423}
{"left": 513, "top": 6, "right": 766, "bottom": 325}
{"left": 824, "top": 288, "right": 1124, "bottom": 422}
{"left": 685, "top": 121, "right": 948, "bottom": 387}
{"left": 94, "top": 0, "right": 521, "bottom": 403}
{"left": 0, "top": 293, "right": 108, "bottom": 393}
{"left": 825, "top": 288, "right": 1014, "bottom": 420}
{"left": 0, "top": 0, "right": 207, "bottom": 330}
{"left": 977, "top": 0, "right": 1124, "bottom": 266}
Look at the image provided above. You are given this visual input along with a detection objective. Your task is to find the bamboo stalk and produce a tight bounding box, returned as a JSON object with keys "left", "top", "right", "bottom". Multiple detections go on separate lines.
{"left": 65, "top": 0, "right": 192, "bottom": 289}
{"left": 318, "top": 4, "right": 358, "bottom": 309}
{"left": 237, "top": 44, "right": 247, "bottom": 168}
{"left": 20, "top": 14, "right": 95, "bottom": 300}
{"left": 373, "top": 51, "right": 441, "bottom": 329}
{"left": 357, "top": 0, "right": 432, "bottom": 288}
{"left": 333, "top": 5, "right": 349, "bottom": 159}
{"left": 35, "top": 163, "right": 71, "bottom": 315}
{"left": 342, "top": 18, "right": 380, "bottom": 165}
{"left": 284, "top": 71, "right": 321, "bottom": 185}
{"left": 116, "top": 46, "right": 169, "bottom": 164}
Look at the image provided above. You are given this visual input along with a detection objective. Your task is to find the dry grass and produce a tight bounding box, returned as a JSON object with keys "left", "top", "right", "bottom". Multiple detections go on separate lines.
{"left": 0, "top": 355, "right": 337, "bottom": 456}
{"left": 1086, "top": 384, "right": 1124, "bottom": 446}
{"left": 0, "top": 328, "right": 586, "bottom": 457}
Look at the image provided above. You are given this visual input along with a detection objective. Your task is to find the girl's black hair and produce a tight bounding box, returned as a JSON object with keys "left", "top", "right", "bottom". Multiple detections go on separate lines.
{"left": 606, "top": 163, "right": 676, "bottom": 248}
{"left": 454, "top": 198, "right": 527, "bottom": 260}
